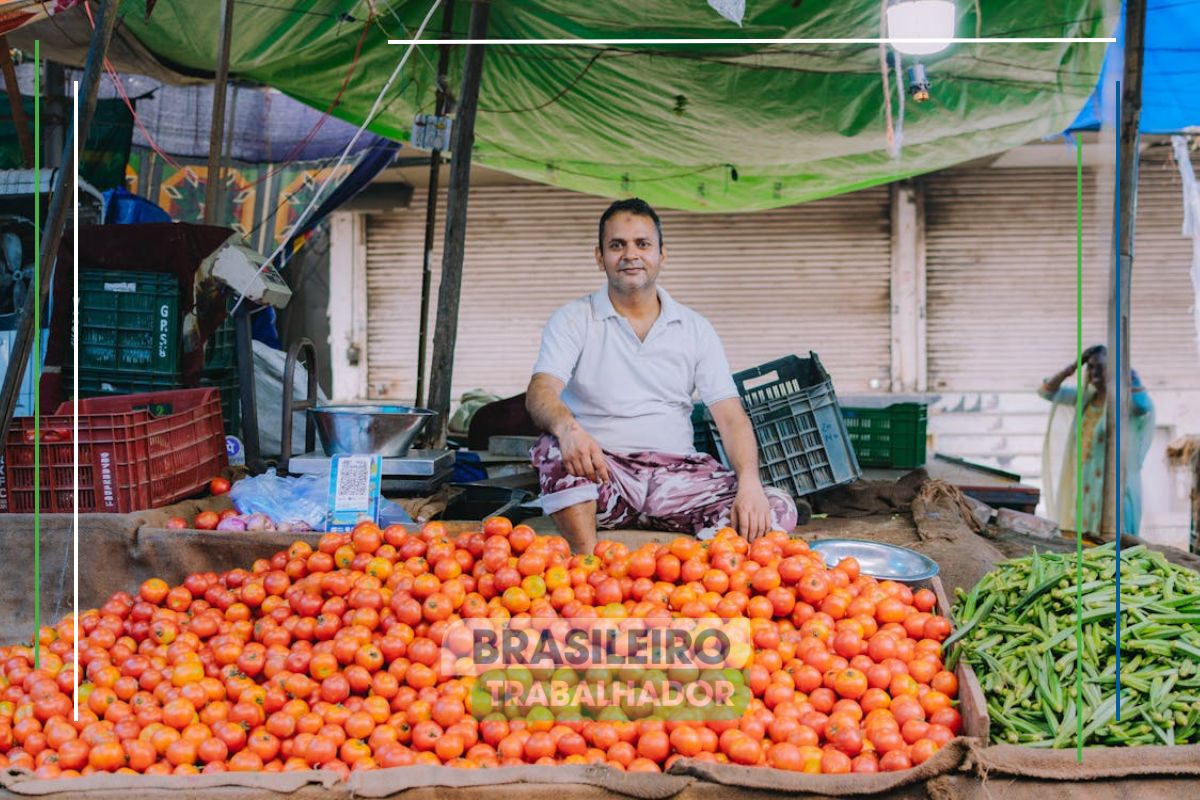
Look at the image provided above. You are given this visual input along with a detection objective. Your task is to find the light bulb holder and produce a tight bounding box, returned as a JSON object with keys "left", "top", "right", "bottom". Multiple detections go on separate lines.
{"left": 907, "top": 63, "right": 932, "bottom": 103}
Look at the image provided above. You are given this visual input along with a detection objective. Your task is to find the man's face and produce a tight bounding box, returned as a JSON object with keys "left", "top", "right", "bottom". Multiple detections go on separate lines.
{"left": 595, "top": 212, "right": 666, "bottom": 295}
{"left": 1087, "top": 349, "right": 1107, "bottom": 393}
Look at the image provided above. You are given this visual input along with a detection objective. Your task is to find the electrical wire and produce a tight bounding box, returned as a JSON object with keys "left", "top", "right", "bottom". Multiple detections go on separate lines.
{"left": 83, "top": 0, "right": 390, "bottom": 219}
{"left": 477, "top": 50, "right": 605, "bottom": 113}
{"left": 266, "top": 7, "right": 376, "bottom": 169}
{"left": 481, "top": 137, "right": 727, "bottom": 183}
{"left": 877, "top": 0, "right": 896, "bottom": 158}
{"left": 82, "top": 1, "right": 201, "bottom": 181}
{"left": 234, "top": 0, "right": 441, "bottom": 312}
{"left": 232, "top": 0, "right": 348, "bottom": 19}
{"left": 244, "top": 135, "right": 408, "bottom": 242}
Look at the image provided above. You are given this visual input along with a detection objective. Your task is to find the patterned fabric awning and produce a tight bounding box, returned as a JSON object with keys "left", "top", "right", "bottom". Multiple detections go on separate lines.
{"left": 0, "top": 0, "right": 82, "bottom": 37}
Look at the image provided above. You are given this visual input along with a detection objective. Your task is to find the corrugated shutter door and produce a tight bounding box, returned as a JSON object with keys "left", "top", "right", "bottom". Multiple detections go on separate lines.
{"left": 925, "top": 151, "right": 1198, "bottom": 391}
{"left": 365, "top": 184, "right": 891, "bottom": 402}
{"left": 1130, "top": 149, "right": 1198, "bottom": 390}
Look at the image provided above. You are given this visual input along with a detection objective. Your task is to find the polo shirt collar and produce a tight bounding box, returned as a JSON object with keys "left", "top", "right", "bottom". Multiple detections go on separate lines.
{"left": 590, "top": 285, "right": 683, "bottom": 323}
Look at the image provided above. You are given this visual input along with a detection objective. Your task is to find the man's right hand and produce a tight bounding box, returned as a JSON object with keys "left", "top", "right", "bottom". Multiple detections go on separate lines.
{"left": 557, "top": 422, "right": 610, "bottom": 484}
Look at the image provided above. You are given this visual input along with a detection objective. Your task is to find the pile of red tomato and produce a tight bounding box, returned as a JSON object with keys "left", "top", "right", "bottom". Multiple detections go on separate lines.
{"left": 0, "top": 520, "right": 961, "bottom": 779}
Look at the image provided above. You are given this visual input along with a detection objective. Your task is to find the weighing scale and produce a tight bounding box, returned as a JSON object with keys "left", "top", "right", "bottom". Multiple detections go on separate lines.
{"left": 286, "top": 449, "right": 456, "bottom": 495}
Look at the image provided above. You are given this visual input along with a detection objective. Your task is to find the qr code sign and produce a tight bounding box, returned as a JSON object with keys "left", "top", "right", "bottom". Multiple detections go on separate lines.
{"left": 334, "top": 457, "right": 373, "bottom": 508}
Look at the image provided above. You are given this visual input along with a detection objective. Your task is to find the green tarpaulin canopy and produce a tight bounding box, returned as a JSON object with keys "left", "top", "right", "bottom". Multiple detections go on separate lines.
{"left": 117, "top": 0, "right": 1112, "bottom": 211}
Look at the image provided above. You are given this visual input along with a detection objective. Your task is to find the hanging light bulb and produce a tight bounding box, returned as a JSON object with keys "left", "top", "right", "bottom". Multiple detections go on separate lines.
{"left": 886, "top": 0, "right": 956, "bottom": 56}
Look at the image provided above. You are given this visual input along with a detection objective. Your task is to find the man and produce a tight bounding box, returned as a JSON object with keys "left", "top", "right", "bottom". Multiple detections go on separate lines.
{"left": 1039, "top": 345, "right": 1156, "bottom": 536}
{"left": 526, "top": 198, "right": 798, "bottom": 554}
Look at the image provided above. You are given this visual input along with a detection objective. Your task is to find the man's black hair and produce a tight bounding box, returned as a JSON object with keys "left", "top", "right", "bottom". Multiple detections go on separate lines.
{"left": 598, "top": 198, "right": 664, "bottom": 252}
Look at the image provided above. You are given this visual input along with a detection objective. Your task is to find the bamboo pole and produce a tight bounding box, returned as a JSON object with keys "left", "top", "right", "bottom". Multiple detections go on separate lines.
{"left": 427, "top": 0, "right": 490, "bottom": 447}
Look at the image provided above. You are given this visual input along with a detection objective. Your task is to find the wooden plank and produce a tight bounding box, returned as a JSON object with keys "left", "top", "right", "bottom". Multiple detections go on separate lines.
{"left": 203, "top": 0, "right": 236, "bottom": 224}
{"left": 932, "top": 574, "right": 991, "bottom": 742}
{"left": 0, "top": 36, "right": 33, "bottom": 167}
{"left": 1103, "top": 0, "right": 1147, "bottom": 536}
{"left": 427, "top": 0, "right": 490, "bottom": 446}
{"left": 0, "top": 0, "right": 119, "bottom": 447}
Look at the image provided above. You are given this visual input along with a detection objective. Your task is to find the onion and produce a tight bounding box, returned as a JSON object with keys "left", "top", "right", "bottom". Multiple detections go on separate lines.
{"left": 291, "top": 520, "right": 314, "bottom": 532}
{"left": 244, "top": 513, "right": 275, "bottom": 532}
{"left": 216, "top": 516, "right": 248, "bottom": 532}
{"left": 275, "top": 521, "right": 294, "bottom": 534}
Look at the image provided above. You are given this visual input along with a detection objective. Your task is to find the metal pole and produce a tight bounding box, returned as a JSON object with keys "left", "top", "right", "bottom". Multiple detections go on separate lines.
{"left": 0, "top": 36, "right": 34, "bottom": 168}
{"left": 218, "top": 82, "right": 240, "bottom": 222}
{"left": 415, "top": 0, "right": 457, "bottom": 408}
{"left": 234, "top": 304, "right": 263, "bottom": 471}
{"left": 204, "top": 0, "right": 236, "bottom": 225}
{"left": 0, "top": 0, "right": 118, "bottom": 444}
{"left": 427, "top": 0, "right": 490, "bottom": 447}
{"left": 1102, "top": 0, "right": 1147, "bottom": 538}
{"left": 44, "top": 62, "right": 64, "bottom": 170}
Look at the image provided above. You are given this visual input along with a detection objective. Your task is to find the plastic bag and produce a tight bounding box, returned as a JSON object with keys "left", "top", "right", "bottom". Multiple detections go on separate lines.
{"left": 230, "top": 473, "right": 329, "bottom": 530}
{"left": 230, "top": 472, "right": 415, "bottom": 532}
{"left": 252, "top": 340, "right": 328, "bottom": 458}
{"left": 101, "top": 187, "right": 172, "bottom": 224}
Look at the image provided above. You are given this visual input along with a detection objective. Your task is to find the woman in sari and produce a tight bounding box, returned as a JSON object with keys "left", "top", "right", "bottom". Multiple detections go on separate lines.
{"left": 1039, "top": 345, "right": 1155, "bottom": 536}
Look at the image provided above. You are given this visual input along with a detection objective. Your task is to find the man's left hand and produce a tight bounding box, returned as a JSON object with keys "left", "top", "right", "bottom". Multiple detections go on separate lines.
{"left": 730, "top": 481, "right": 771, "bottom": 542}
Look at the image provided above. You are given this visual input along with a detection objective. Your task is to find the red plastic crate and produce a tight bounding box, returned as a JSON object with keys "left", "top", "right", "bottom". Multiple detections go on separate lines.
{"left": 1, "top": 388, "right": 227, "bottom": 513}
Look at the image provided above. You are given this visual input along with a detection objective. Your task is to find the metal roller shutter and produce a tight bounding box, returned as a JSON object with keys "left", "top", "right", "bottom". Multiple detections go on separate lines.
{"left": 926, "top": 148, "right": 1197, "bottom": 392}
{"left": 365, "top": 184, "right": 892, "bottom": 402}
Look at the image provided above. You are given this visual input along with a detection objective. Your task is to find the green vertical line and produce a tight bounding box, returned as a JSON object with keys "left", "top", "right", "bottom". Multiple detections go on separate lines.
{"left": 33, "top": 40, "right": 41, "bottom": 668}
{"left": 1074, "top": 134, "right": 1084, "bottom": 762}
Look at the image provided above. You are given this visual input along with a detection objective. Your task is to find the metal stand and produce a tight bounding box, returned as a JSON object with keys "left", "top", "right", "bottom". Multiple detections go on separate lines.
{"left": 234, "top": 303, "right": 265, "bottom": 472}
{"left": 279, "top": 338, "right": 319, "bottom": 475}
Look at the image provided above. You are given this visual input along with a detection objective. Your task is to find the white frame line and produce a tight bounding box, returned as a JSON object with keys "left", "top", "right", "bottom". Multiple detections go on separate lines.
{"left": 387, "top": 37, "right": 1116, "bottom": 45}
{"left": 72, "top": 79, "right": 80, "bottom": 722}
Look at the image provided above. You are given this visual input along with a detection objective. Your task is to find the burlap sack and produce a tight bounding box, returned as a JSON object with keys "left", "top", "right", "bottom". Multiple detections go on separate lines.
{"left": 907, "top": 482, "right": 1005, "bottom": 597}
{"left": 665, "top": 739, "right": 970, "bottom": 796}
{"left": 966, "top": 742, "right": 1200, "bottom": 781}
{"left": 0, "top": 766, "right": 345, "bottom": 800}
{"left": 349, "top": 764, "right": 691, "bottom": 800}
{"left": 810, "top": 471, "right": 928, "bottom": 519}
{"left": 0, "top": 496, "right": 234, "bottom": 645}
{"left": 347, "top": 747, "right": 974, "bottom": 800}
{"left": 938, "top": 742, "right": 1200, "bottom": 800}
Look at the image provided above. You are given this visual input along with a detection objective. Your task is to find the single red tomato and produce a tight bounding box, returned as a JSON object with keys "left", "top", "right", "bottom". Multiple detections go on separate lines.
{"left": 194, "top": 511, "right": 220, "bottom": 530}
{"left": 210, "top": 477, "right": 232, "bottom": 496}
{"left": 165, "top": 517, "right": 189, "bottom": 530}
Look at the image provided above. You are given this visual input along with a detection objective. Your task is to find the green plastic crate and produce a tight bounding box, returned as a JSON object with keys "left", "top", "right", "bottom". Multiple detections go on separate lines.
{"left": 841, "top": 403, "right": 928, "bottom": 469}
{"left": 71, "top": 367, "right": 241, "bottom": 438}
{"left": 80, "top": 270, "right": 179, "bottom": 377}
{"left": 200, "top": 369, "right": 241, "bottom": 438}
{"left": 203, "top": 303, "right": 236, "bottom": 372}
{"left": 74, "top": 369, "right": 181, "bottom": 396}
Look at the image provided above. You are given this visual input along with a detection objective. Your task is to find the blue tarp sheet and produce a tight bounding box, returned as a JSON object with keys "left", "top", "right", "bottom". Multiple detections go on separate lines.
{"left": 1070, "top": 0, "right": 1200, "bottom": 133}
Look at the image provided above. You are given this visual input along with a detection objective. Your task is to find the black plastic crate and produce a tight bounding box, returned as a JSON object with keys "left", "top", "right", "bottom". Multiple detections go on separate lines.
{"left": 708, "top": 353, "right": 860, "bottom": 497}
{"left": 691, "top": 402, "right": 719, "bottom": 457}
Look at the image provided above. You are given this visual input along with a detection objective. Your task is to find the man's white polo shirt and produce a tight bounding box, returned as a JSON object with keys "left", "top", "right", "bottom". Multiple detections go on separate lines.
{"left": 532, "top": 285, "right": 739, "bottom": 454}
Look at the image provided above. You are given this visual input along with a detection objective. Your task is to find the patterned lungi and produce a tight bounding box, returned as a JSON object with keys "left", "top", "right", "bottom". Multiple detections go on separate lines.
{"left": 529, "top": 433, "right": 798, "bottom": 536}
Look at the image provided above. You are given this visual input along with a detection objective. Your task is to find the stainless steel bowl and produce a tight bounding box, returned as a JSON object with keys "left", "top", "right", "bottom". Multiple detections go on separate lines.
{"left": 808, "top": 538, "right": 939, "bottom": 583}
{"left": 310, "top": 404, "right": 437, "bottom": 458}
